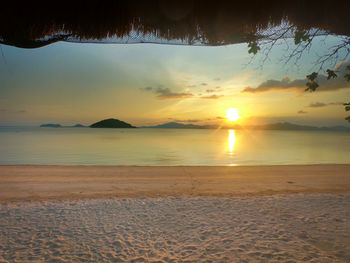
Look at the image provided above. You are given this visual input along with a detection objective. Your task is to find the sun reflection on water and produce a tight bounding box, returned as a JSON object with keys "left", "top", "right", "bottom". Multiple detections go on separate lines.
{"left": 228, "top": 129, "right": 236, "bottom": 154}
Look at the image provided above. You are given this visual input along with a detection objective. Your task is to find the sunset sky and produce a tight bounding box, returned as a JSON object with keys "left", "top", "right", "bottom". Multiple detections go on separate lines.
{"left": 1, "top": 35, "right": 349, "bottom": 127}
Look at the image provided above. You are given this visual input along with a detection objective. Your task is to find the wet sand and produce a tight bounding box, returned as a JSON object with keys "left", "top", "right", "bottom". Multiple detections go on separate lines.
{"left": 0, "top": 164, "right": 349, "bottom": 202}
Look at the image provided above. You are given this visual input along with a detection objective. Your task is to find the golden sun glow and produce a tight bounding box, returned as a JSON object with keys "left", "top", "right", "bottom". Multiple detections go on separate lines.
{"left": 226, "top": 108, "right": 240, "bottom": 122}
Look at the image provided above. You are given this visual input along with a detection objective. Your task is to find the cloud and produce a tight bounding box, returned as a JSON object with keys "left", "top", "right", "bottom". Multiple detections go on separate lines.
{"left": 335, "top": 61, "right": 348, "bottom": 69}
{"left": 200, "top": 94, "right": 224, "bottom": 99}
{"left": 308, "top": 102, "right": 327, "bottom": 108}
{"left": 241, "top": 77, "right": 306, "bottom": 93}
{"left": 328, "top": 102, "right": 344, "bottom": 106}
{"left": 155, "top": 88, "right": 193, "bottom": 100}
{"left": 141, "top": 86, "right": 153, "bottom": 91}
{"left": 214, "top": 78, "right": 221, "bottom": 81}
{"left": 205, "top": 116, "right": 226, "bottom": 121}
{"left": 186, "top": 84, "right": 196, "bottom": 88}
{"left": 140, "top": 86, "right": 193, "bottom": 100}
{"left": 168, "top": 116, "right": 225, "bottom": 123}
{"left": 241, "top": 62, "right": 350, "bottom": 94}
{"left": 201, "top": 83, "right": 208, "bottom": 86}
{"left": 207, "top": 87, "right": 224, "bottom": 93}
{"left": 307, "top": 102, "right": 344, "bottom": 108}
{"left": 297, "top": 110, "right": 308, "bottom": 114}
{"left": 0, "top": 109, "right": 27, "bottom": 114}
{"left": 168, "top": 118, "right": 200, "bottom": 123}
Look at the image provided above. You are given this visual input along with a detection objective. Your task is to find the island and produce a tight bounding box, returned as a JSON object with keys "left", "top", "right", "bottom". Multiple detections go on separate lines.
{"left": 90, "top": 118, "right": 136, "bottom": 128}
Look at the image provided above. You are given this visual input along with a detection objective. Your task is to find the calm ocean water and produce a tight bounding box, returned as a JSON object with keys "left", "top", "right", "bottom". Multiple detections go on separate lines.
{"left": 0, "top": 127, "right": 349, "bottom": 165}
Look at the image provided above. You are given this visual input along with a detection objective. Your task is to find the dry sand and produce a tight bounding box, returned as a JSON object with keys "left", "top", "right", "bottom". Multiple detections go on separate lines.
{"left": 0, "top": 164, "right": 349, "bottom": 202}
{"left": 1, "top": 165, "right": 350, "bottom": 262}
{"left": 1, "top": 195, "right": 350, "bottom": 262}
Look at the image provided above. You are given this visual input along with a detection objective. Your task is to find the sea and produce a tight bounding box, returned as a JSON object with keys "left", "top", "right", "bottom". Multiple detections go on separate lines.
{"left": 0, "top": 127, "right": 349, "bottom": 166}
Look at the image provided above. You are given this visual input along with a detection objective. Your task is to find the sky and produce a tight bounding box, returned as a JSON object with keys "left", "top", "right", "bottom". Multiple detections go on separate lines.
{"left": 0, "top": 35, "right": 349, "bottom": 127}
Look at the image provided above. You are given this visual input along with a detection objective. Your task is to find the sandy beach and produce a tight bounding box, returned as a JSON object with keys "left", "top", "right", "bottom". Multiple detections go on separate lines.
{"left": 1, "top": 194, "right": 350, "bottom": 262}
{"left": 1, "top": 165, "right": 350, "bottom": 262}
{"left": 0, "top": 164, "right": 350, "bottom": 202}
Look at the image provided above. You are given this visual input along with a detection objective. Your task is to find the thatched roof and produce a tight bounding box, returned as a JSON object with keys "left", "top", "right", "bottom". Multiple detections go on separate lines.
{"left": 0, "top": 0, "right": 349, "bottom": 48}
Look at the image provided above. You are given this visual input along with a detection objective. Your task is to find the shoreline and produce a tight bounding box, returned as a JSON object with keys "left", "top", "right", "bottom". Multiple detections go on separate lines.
{"left": 1, "top": 164, "right": 349, "bottom": 202}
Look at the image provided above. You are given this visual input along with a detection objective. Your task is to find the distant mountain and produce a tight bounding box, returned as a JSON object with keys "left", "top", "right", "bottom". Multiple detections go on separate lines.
{"left": 39, "top": 121, "right": 349, "bottom": 131}
{"left": 255, "top": 122, "right": 320, "bottom": 131}
{"left": 40, "top": 123, "right": 61, "bottom": 128}
{"left": 90, "top": 118, "right": 136, "bottom": 128}
{"left": 141, "top": 121, "right": 350, "bottom": 131}
{"left": 71, "top": 124, "right": 85, "bottom": 127}
{"left": 142, "top": 122, "right": 203, "bottom": 129}
{"left": 40, "top": 123, "right": 86, "bottom": 128}
{"left": 254, "top": 122, "right": 350, "bottom": 131}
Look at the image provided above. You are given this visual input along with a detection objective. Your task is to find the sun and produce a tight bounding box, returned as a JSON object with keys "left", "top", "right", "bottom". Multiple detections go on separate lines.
{"left": 226, "top": 108, "right": 240, "bottom": 122}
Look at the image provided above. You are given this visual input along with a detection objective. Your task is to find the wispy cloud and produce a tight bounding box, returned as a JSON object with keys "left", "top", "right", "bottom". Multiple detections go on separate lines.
{"left": 307, "top": 102, "right": 344, "bottom": 108}
{"left": 167, "top": 116, "right": 225, "bottom": 123}
{"left": 168, "top": 118, "right": 200, "bottom": 123}
{"left": 308, "top": 102, "right": 327, "bottom": 108}
{"left": 297, "top": 110, "right": 308, "bottom": 114}
{"left": 142, "top": 86, "right": 153, "bottom": 91}
{"left": 200, "top": 83, "right": 208, "bottom": 86}
{"left": 140, "top": 86, "right": 193, "bottom": 100}
{"left": 200, "top": 94, "right": 224, "bottom": 99}
{"left": 241, "top": 62, "right": 350, "bottom": 94}
{"left": 207, "top": 87, "right": 223, "bottom": 93}
{"left": 0, "top": 109, "right": 27, "bottom": 114}
{"left": 328, "top": 102, "right": 344, "bottom": 106}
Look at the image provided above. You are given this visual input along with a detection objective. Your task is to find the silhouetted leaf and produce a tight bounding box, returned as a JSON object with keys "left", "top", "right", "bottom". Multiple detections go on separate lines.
{"left": 248, "top": 41, "right": 260, "bottom": 55}
{"left": 345, "top": 73, "right": 350, "bottom": 81}
{"left": 294, "top": 30, "right": 309, "bottom": 45}
{"left": 345, "top": 103, "right": 350, "bottom": 111}
{"left": 306, "top": 72, "right": 318, "bottom": 81}
{"left": 344, "top": 103, "right": 350, "bottom": 122}
{"left": 326, "top": 69, "right": 337, "bottom": 80}
{"left": 305, "top": 81, "right": 319, "bottom": 92}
